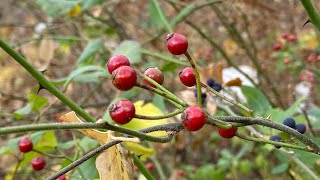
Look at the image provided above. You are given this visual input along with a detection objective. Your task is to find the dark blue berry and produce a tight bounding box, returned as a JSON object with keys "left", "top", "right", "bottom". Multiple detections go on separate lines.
{"left": 296, "top": 124, "right": 306, "bottom": 134}
{"left": 269, "top": 135, "right": 282, "bottom": 149}
{"left": 193, "top": 89, "right": 207, "bottom": 104}
{"left": 283, "top": 117, "right": 296, "bottom": 129}
{"left": 212, "top": 83, "right": 222, "bottom": 92}
{"left": 206, "top": 78, "right": 216, "bottom": 87}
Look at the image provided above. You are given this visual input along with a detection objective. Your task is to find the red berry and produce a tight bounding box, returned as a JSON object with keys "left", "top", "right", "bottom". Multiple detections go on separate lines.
{"left": 288, "top": 34, "right": 297, "bottom": 42}
{"left": 273, "top": 43, "right": 281, "bottom": 51}
{"left": 143, "top": 67, "right": 164, "bottom": 87}
{"left": 181, "top": 106, "right": 206, "bottom": 131}
{"left": 166, "top": 33, "right": 188, "bottom": 55}
{"left": 178, "top": 169, "right": 185, "bottom": 176}
{"left": 146, "top": 162, "right": 154, "bottom": 170}
{"left": 283, "top": 58, "right": 289, "bottom": 65}
{"left": 218, "top": 127, "right": 238, "bottom": 138}
{"left": 31, "top": 157, "right": 46, "bottom": 171}
{"left": 56, "top": 175, "right": 66, "bottom": 180}
{"left": 179, "top": 67, "right": 196, "bottom": 87}
{"left": 282, "top": 33, "right": 288, "bottom": 40}
{"left": 109, "top": 99, "right": 135, "bottom": 124}
{"left": 107, "top": 55, "right": 130, "bottom": 74}
{"left": 18, "top": 137, "right": 33, "bottom": 153}
{"left": 112, "top": 66, "right": 137, "bottom": 91}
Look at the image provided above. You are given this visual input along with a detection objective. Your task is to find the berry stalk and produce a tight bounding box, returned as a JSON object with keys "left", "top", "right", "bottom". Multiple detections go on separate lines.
{"left": 134, "top": 109, "right": 184, "bottom": 120}
{"left": 184, "top": 51, "right": 203, "bottom": 107}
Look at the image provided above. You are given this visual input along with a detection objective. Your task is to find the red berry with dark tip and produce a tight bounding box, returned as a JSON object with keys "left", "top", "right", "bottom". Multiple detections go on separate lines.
{"left": 218, "top": 127, "right": 238, "bottom": 138}
{"left": 179, "top": 67, "right": 196, "bottom": 87}
{"left": 107, "top": 55, "right": 130, "bottom": 74}
{"left": 143, "top": 67, "right": 164, "bottom": 87}
{"left": 109, "top": 99, "right": 135, "bottom": 124}
{"left": 31, "top": 157, "right": 46, "bottom": 171}
{"left": 166, "top": 33, "right": 188, "bottom": 55}
{"left": 146, "top": 162, "right": 154, "bottom": 170}
{"left": 18, "top": 137, "right": 33, "bottom": 153}
{"left": 181, "top": 106, "right": 206, "bottom": 131}
{"left": 112, "top": 66, "right": 137, "bottom": 91}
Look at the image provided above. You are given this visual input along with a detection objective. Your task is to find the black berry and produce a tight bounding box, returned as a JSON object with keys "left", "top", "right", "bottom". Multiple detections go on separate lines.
{"left": 269, "top": 135, "right": 282, "bottom": 149}
{"left": 283, "top": 117, "right": 296, "bottom": 129}
{"left": 296, "top": 123, "right": 306, "bottom": 134}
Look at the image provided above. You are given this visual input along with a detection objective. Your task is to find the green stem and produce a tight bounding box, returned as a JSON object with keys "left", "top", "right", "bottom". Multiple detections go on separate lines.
{"left": 133, "top": 155, "right": 156, "bottom": 180}
{"left": 149, "top": 155, "right": 166, "bottom": 180}
{"left": 135, "top": 83, "right": 184, "bottom": 108}
{"left": 134, "top": 109, "right": 184, "bottom": 120}
{"left": 202, "top": 83, "right": 253, "bottom": 115}
{"left": 236, "top": 133, "right": 313, "bottom": 152}
{"left": 136, "top": 71, "right": 188, "bottom": 107}
{"left": 0, "top": 39, "right": 96, "bottom": 123}
{"left": 141, "top": 49, "right": 188, "bottom": 65}
{"left": 32, "top": 149, "right": 65, "bottom": 158}
{"left": 184, "top": 51, "right": 202, "bottom": 107}
{"left": 300, "top": 0, "right": 320, "bottom": 31}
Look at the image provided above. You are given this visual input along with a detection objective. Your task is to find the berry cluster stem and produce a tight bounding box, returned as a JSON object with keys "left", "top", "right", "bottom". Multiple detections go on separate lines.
{"left": 136, "top": 71, "right": 188, "bottom": 107}
{"left": 184, "top": 51, "right": 203, "bottom": 107}
{"left": 134, "top": 109, "right": 184, "bottom": 120}
{"left": 201, "top": 83, "right": 253, "bottom": 115}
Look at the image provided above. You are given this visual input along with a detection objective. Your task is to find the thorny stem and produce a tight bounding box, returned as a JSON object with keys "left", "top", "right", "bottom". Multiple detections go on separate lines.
{"left": 184, "top": 51, "right": 203, "bottom": 107}
{"left": 201, "top": 83, "right": 253, "bottom": 115}
{"left": 134, "top": 109, "right": 184, "bottom": 120}
{"left": 0, "top": 39, "right": 96, "bottom": 123}
{"left": 133, "top": 155, "right": 156, "bottom": 180}
{"left": 300, "top": 0, "right": 320, "bottom": 31}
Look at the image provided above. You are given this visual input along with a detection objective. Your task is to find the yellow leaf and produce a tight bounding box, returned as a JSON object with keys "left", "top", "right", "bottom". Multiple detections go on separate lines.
{"left": 121, "top": 101, "right": 168, "bottom": 137}
{"left": 124, "top": 142, "right": 155, "bottom": 160}
{"left": 59, "top": 112, "right": 133, "bottom": 180}
{"left": 68, "top": 5, "right": 81, "bottom": 17}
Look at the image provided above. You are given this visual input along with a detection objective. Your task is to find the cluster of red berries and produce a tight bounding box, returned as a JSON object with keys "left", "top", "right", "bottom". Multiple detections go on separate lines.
{"left": 17, "top": 137, "right": 46, "bottom": 171}
{"left": 107, "top": 32, "right": 239, "bottom": 138}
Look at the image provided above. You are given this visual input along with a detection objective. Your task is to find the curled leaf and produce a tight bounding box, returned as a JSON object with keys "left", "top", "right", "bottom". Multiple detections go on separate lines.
{"left": 224, "top": 77, "right": 242, "bottom": 87}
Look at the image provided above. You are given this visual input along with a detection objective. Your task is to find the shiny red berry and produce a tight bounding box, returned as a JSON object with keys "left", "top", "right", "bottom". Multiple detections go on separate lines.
{"left": 18, "top": 137, "right": 33, "bottom": 153}
{"left": 283, "top": 58, "right": 289, "bottom": 65}
{"left": 166, "top": 33, "right": 188, "bottom": 55}
{"left": 181, "top": 106, "right": 206, "bottom": 131}
{"left": 143, "top": 67, "right": 164, "bottom": 87}
{"left": 106, "top": 55, "right": 130, "bottom": 74}
{"left": 218, "top": 127, "right": 238, "bottom": 138}
{"left": 31, "top": 157, "right": 46, "bottom": 171}
{"left": 112, "top": 66, "right": 137, "bottom": 91}
{"left": 146, "top": 162, "right": 154, "bottom": 170}
{"left": 109, "top": 99, "right": 135, "bottom": 124}
{"left": 179, "top": 67, "right": 196, "bottom": 87}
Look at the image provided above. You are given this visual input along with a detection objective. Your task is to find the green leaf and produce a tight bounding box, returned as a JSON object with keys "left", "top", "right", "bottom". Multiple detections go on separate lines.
{"left": 150, "top": 0, "right": 172, "bottom": 32}
{"left": 113, "top": 40, "right": 141, "bottom": 64}
{"left": 64, "top": 65, "right": 107, "bottom": 87}
{"left": 170, "top": 3, "right": 195, "bottom": 26}
{"left": 71, "top": 157, "right": 99, "bottom": 180}
{"left": 0, "top": 146, "right": 11, "bottom": 155}
{"left": 271, "top": 163, "right": 289, "bottom": 174}
{"left": 309, "top": 108, "right": 320, "bottom": 129}
{"left": 80, "top": 0, "right": 102, "bottom": 10}
{"left": 13, "top": 103, "right": 32, "bottom": 119}
{"left": 34, "top": 131, "right": 57, "bottom": 151}
{"left": 28, "top": 94, "right": 48, "bottom": 111}
{"left": 77, "top": 39, "right": 104, "bottom": 65}
{"left": 152, "top": 94, "right": 165, "bottom": 112}
{"left": 241, "top": 86, "right": 271, "bottom": 116}
{"left": 195, "top": 165, "right": 225, "bottom": 180}
{"left": 283, "top": 96, "right": 305, "bottom": 118}
{"left": 34, "top": 0, "right": 78, "bottom": 18}
{"left": 147, "top": 2, "right": 164, "bottom": 30}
